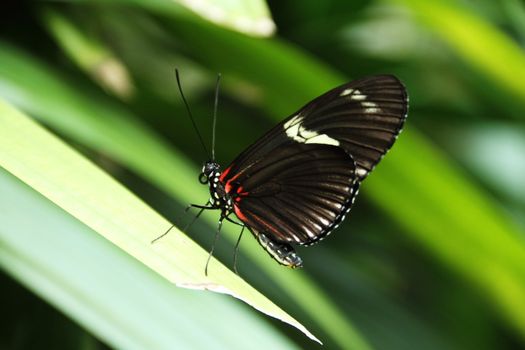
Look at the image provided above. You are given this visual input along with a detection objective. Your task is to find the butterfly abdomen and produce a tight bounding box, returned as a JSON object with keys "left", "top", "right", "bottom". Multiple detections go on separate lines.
{"left": 257, "top": 231, "right": 303, "bottom": 268}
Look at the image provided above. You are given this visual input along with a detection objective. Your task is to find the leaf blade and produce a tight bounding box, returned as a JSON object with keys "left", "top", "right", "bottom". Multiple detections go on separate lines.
{"left": 0, "top": 98, "right": 319, "bottom": 344}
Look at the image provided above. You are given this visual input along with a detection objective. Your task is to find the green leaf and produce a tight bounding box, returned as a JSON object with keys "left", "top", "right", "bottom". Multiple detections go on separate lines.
{"left": 120, "top": 0, "right": 276, "bottom": 37}
{"left": 174, "top": 0, "right": 276, "bottom": 37}
{"left": 451, "top": 124, "right": 525, "bottom": 205}
{"left": 0, "top": 169, "right": 300, "bottom": 350}
{"left": 0, "top": 98, "right": 318, "bottom": 344}
{"left": 42, "top": 9, "right": 135, "bottom": 99}
{"left": 390, "top": 0, "right": 525, "bottom": 109}
{"left": 365, "top": 128, "right": 525, "bottom": 336}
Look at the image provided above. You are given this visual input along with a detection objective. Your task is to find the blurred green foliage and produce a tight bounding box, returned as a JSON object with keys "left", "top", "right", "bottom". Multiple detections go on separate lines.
{"left": 1, "top": 0, "right": 525, "bottom": 349}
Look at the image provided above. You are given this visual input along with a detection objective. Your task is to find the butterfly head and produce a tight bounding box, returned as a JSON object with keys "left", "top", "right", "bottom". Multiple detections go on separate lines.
{"left": 199, "top": 161, "right": 220, "bottom": 184}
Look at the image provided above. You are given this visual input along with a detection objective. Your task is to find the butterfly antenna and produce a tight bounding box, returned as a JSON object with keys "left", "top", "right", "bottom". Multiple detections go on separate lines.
{"left": 211, "top": 73, "right": 221, "bottom": 161}
{"left": 175, "top": 69, "right": 210, "bottom": 159}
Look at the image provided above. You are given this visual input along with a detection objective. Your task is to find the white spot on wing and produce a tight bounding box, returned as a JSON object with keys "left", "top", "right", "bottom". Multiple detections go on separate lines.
{"left": 285, "top": 114, "right": 340, "bottom": 146}
{"left": 350, "top": 89, "right": 367, "bottom": 101}
{"left": 284, "top": 114, "right": 303, "bottom": 129}
{"left": 356, "top": 167, "right": 368, "bottom": 178}
{"left": 318, "top": 217, "right": 329, "bottom": 226}
{"left": 298, "top": 127, "right": 318, "bottom": 139}
{"left": 340, "top": 88, "right": 354, "bottom": 96}
{"left": 287, "top": 231, "right": 300, "bottom": 241}
{"left": 304, "top": 226, "right": 315, "bottom": 238}
{"left": 286, "top": 125, "right": 302, "bottom": 140}
{"left": 305, "top": 134, "right": 340, "bottom": 146}
{"left": 361, "top": 100, "right": 381, "bottom": 114}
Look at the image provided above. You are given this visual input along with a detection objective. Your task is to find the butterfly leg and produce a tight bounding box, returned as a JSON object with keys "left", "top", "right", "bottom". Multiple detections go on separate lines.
{"left": 183, "top": 200, "right": 217, "bottom": 231}
{"left": 223, "top": 215, "right": 245, "bottom": 274}
{"left": 205, "top": 215, "right": 224, "bottom": 276}
{"left": 232, "top": 225, "right": 245, "bottom": 275}
{"left": 258, "top": 233, "right": 303, "bottom": 268}
{"left": 224, "top": 216, "right": 244, "bottom": 227}
{"left": 182, "top": 206, "right": 207, "bottom": 232}
{"left": 188, "top": 203, "right": 215, "bottom": 210}
{"left": 151, "top": 201, "right": 213, "bottom": 244}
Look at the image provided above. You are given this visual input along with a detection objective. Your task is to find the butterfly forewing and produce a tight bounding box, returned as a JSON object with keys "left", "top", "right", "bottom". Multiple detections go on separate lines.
{"left": 223, "top": 75, "right": 407, "bottom": 183}
{"left": 299, "top": 75, "right": 407, "bottom": 178}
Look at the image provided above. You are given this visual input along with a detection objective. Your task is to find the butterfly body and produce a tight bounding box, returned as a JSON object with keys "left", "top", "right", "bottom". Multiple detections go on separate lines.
{"left": 201, "top": 162, "right": 232, "bottom": 213}
{"left": 197, "top": 75, "right": 408, "bottom": 269}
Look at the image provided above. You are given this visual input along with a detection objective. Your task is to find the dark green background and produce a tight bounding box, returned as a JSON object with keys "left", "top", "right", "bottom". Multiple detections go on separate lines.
{"left": 1, "top": 0, "right": 525, "bottom": 349}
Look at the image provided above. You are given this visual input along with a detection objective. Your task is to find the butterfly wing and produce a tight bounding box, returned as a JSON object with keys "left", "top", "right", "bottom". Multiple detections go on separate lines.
{"left": 220, "top": 75, "right": 407, "bottom": 249}
{"left": 223, "top": 75, "right": 408, "bottom": 182}
{"left": 225, "top": 143, "right": 360, "bottom": 246}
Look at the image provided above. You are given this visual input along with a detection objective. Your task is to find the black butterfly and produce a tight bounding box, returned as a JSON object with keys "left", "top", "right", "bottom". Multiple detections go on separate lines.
{"left": 162, "top": 73, "right": 408, "bottom": 274}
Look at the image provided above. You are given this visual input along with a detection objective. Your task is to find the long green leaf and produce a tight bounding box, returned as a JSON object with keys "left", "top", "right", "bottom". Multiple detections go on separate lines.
{"left": 390, "top": 0, "right": 525, "bottom": 108}
{"left": 173, "top": 0, "right": 276, "bottom": 37}
{"left": 0, "top": 170, "right": 299, "bottom": 350}
{"left": 43, "top": 9, "right": 135, "bottom": 99}
{"left": 0, "top": 98, "right": 318, "bottom": 344}
{"left": 122, "top": 0, "right": 275, "bottom": 36}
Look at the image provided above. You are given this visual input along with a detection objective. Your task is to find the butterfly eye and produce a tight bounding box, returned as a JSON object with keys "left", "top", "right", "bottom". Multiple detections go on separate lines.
{"left": 199, "top": 173, "right": 209, "bottom": 184}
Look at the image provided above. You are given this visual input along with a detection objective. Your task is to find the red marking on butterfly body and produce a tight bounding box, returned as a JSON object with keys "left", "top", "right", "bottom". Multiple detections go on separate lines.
{"left": 224, "top": 170, "right": 242, "bottom": 194}
{"left": 219, "top": 166, "right": 231, "bottom": 182}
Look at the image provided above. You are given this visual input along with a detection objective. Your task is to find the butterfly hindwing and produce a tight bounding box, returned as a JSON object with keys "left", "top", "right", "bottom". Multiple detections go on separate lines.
{"left": 224, "top": 143, "right": 359, "bottom": 245}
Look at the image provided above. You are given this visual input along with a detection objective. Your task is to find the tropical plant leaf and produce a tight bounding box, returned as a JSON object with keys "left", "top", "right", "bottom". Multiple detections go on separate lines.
{"left": 43, "top": 9, "right": 135, "bottom": 99}
{"left": 0, "top": 170, "right": 301, "bottom": 350}
{"left": 173, "top": 0, "right": 276, "bottom": 37}
{"left": 0, "top": 98, "right": 319, "bottom": 344}
{"left": 390, "top": 0, "right": 525, "bottom": 110}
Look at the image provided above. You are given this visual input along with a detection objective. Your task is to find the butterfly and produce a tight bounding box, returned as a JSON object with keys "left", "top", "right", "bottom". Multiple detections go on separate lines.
{"left": 160, "top": 72, "right": 408, "bottom": 274}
